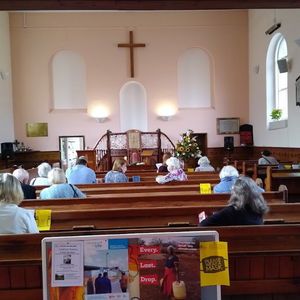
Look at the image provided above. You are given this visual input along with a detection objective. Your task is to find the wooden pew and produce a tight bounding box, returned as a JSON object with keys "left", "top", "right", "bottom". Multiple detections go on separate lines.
{"left": 265, "top": 167, "right": 300, "bottom": 202}
{"left": 19, "top": 188, "right": 289, "bottom": 231}
{"left": 1, "top": 224, "right": 300, "bottom": 300}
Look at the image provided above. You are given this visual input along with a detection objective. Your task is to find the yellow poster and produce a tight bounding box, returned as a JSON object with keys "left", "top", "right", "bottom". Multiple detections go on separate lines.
{"left": 35, "top": 209, "right": 52, "bottom": 231}
{"left": 188, "top": 168, "right": 194, "bottom": 172}
{"left": 199, "top": 241, "right": 230, "bottom": 286}
{"left": 200, "top": 183, "right": 211, "bottom": 194}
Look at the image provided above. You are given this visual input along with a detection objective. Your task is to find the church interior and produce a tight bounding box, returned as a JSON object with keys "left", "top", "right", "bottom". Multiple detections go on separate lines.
{"left": 1, "top": 1, "right": 300, "bottom": 300}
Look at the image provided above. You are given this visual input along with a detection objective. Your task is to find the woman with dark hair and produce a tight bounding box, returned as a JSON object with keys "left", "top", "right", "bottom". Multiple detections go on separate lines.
{"left": 157, "top": 152, "right": 172, "bottom": 173}
{"left": 161, "top": 245, "right": 179, "bottom": 299}
{"left": 104, "top": 158, "right": 129, "bottom": 183}
{"left": 199, "top": 176, "right": 269, "bottom": 226}
{"left": 258, "top": 149, "right": 278, "bottom": 164}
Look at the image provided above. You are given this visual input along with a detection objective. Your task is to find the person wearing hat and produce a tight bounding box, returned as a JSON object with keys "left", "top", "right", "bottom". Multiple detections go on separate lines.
{"left": 66, "top": 156, "right": 96, "bottom": 184}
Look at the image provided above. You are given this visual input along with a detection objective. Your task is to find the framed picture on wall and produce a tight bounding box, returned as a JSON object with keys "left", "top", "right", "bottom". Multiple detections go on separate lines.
{"left": 296, "top": 76, "right": 300, "bottom": 106}
{"left": 217, "top": 118, "right": 240, "bottom": 134}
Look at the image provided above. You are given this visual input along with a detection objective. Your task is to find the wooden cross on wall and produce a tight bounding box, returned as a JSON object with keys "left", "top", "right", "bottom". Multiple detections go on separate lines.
{"left": 118, "top": 31, "right": 146, "bottom": 78}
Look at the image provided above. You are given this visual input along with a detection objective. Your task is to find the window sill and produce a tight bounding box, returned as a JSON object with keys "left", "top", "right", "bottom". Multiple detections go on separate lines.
{"left": 268, "top": 119, "right": 288, "bottom": 130}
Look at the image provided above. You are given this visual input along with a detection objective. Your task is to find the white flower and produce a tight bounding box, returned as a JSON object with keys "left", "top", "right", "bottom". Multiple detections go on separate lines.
{"left": 189, "top": 144, "right": 192, "bottom": 146}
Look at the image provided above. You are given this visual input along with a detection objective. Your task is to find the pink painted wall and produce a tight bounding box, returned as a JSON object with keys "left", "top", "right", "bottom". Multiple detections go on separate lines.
{"left": 9, "top": 10, "right": 248, "bottom": 150}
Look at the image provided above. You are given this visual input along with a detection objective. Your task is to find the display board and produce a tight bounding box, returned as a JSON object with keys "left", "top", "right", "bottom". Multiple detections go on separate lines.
{"left": 42, "top": 231, "right": 221, "bottom": 300}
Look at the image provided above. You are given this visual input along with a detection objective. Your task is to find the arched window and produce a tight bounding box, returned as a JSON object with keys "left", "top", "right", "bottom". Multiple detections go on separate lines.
{"left": 266, "top": 34, "right": 288, "bottom": 129}
{"left": 178, "top": 48, "right": 213, "bottom": 108}
{"left": 275, "top": 37, "right": 288, "bottom": 119}
{"left": 51, "top": 50, "right": 86, "bottom": 110}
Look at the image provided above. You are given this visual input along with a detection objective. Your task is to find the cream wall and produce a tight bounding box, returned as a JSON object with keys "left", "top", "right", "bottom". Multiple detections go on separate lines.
{"left": 0, "top": 12, "right": 14, "bottom": 145}
{"left": 8, "top": 11, "right": 249, "bottom": 150}
{"left": 249, "top": 9, "right": 300, "bottom": 147}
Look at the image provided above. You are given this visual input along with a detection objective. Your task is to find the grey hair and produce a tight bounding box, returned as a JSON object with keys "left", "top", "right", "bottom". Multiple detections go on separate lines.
{"left": 0, "top": 173, "right": 24, "bottom": 205}
{"left": 48, "top": 168, "right": 66, "bottom": 184}
{"left": 229, "top": 176, "right": 269, "bottom": 214}
{"left": 166, "top": 157, "right": 180, "bottom": 169}
{"left": 38, "top": 162, "right": 52, "bottom": 177}
{"left": 198, "top": 156, "right": 210, "bottom": 166}
{"left": 12, "top": 168, "right": 29, "bottom": 183}
{"left": 219, "top": 166, "right": 239, "bottom": 179}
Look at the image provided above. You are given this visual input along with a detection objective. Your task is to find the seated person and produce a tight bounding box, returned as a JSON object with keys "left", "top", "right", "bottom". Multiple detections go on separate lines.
{"left": 156, "top": 157, "right": 187, "bottom": 184}
{"left": 12, "top": 168, "right": 36, "bottom": 199}
{"left": 195, "top": 156, "right": 215, "bottom": 171}
{"left": 66, "top": 156, "right": 96, "bottom": 184}
{"left": 157, "top": 152, "right": 172, "bottom": 173}
{"left": 0, "top": 173, "right": 39, "bottom": 234}
{"left": 213, "top": 165, "right": 239, "bottom": 193}
{"left": 258, "top": 149, "right": 278, "bottom": 164}
{"left": 40, "top": 168, "right": 86, "bottom": 199}
{"left": 30, "top": 162, "right": 52, "bottom": 186}
{"left": 104, "top": 158, "right": 129, "bottom": 183}
{"left": 199, "top": 176, "right": 269, "bottom": 226}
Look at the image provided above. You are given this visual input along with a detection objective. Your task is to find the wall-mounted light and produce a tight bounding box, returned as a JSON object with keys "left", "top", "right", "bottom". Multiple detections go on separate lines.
{"left": 0, "top": 71, "right": 10, "bottom": 80}
{"left": 161, "top": 115, "right": 173, "bottom": 122}
{"left": 94, "top": 117, "right": 106, "bottom": 123}
{"left": 92, "top": 106, "right": 109, "bottom": 123}
{"left": 158, "top": 105, "right": 175, "bottom": 122}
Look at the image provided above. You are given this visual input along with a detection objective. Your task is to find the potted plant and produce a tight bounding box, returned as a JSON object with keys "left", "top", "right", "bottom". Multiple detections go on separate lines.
{"left": 270, "top": 108, "right": 282, "bottom": 121}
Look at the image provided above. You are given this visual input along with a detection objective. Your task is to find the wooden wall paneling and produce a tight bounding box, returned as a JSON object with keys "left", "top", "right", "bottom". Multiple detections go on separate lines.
{"left": 229, "top": 257, "right": 235, "bottom": 280}
{"left": 10, "top": 266, "right": 26, "bottom": 289}
{"left": 25, "top": 265, "right": 42, "bottom": 288}
{"left": 264, "top": 256, "right": 280, "bottom": 279}
{"left": 0, "top": 266, "right": 10, "bottom": 289}
{"left": 234, "top": 257, "right": 250, "bottom": 279}
{"left": 279, "top": 256, "right": 295, "bottom": 278}
{"left": 249, "top": 256, "right": 264, "bottom": 279}
{"left": 293, "top": 255, "right": 300, "bottom": 277}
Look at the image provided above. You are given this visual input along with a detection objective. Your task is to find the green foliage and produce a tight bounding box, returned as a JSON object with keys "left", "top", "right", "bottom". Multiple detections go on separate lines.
{"left": 270, "top": 109, "right": 282, "bottom": 120}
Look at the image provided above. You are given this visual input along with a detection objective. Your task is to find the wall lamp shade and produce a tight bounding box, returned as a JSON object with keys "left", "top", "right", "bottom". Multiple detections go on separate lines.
{"left": 0, "top": 71, "right": 10, "bottom": 80}
{"left": 95, "top": 117, "right": 106, "bottom": 123}
{"left": 161, "top": 115, "right": 172, "bottom": 121}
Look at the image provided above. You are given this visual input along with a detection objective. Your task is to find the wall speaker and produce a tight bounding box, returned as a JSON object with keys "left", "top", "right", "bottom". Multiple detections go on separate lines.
{"left": 1, "top": 142, "right": 14, "bottom": 160}
{"left": 277, "top": 58, "right": 288, "bottom": 73}
{"left": 224, "top": 136, "right": 234, "bottom": 152}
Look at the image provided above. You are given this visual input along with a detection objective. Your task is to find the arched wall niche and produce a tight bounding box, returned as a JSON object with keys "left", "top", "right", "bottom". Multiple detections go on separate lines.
{"left": 119, "top": 81, "right": 148, "bottom": 132}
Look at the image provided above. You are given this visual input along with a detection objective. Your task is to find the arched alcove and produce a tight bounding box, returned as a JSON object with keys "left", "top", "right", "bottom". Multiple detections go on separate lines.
{"left": 120, "top": 81, "right": 148, "bottom": 132}
{"left": 51, "top": 50, "right": 86, "bottom": 110}
{"left": 178, "top": 48, "right": 212, "bottom": 108}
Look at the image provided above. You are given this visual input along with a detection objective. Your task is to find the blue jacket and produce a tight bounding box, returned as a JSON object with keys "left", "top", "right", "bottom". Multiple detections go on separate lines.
{"left": 213, "top": 176, "right": 237, "bottom": 193}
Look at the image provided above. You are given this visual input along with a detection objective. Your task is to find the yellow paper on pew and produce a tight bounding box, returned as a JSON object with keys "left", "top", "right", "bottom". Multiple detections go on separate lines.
{"left": 35, "top": 210, "right": 51, "bottom": 231}
{"left": 188, "top": 168, "right": 194, "bottom": 172}
{"left": 200, "top": 183, "right": 211, "bottom": 194}
{"left": 200, "top": 241, "right": 230, "bottom": 287}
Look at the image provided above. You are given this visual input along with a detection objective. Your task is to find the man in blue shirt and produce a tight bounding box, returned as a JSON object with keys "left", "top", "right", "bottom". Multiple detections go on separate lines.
{"left": 66, "top": 156, "right": 96, "bottom": 184}
{"left": 97, "top": 272, "right": 112, "bottom": 294}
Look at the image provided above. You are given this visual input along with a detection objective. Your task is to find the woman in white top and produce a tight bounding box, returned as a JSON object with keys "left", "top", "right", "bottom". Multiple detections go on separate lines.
{"left": 30, "top": 162, "right": 51, "bottom": 186}
{"left": 0, "top": 173, "right": 39, "bottom": 234}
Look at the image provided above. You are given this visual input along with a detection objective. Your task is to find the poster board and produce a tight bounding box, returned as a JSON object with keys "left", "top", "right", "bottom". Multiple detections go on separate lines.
{"left": 42, "top": 230, "right": 221, "bottom": 300}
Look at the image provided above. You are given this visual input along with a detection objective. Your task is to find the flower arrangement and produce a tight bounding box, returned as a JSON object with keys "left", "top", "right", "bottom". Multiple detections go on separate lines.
{"left": 174, "top": 129, "right": 202, "bottom": 161}
{"left": 270, "top": 108, "right": 282, "bottom": 120}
